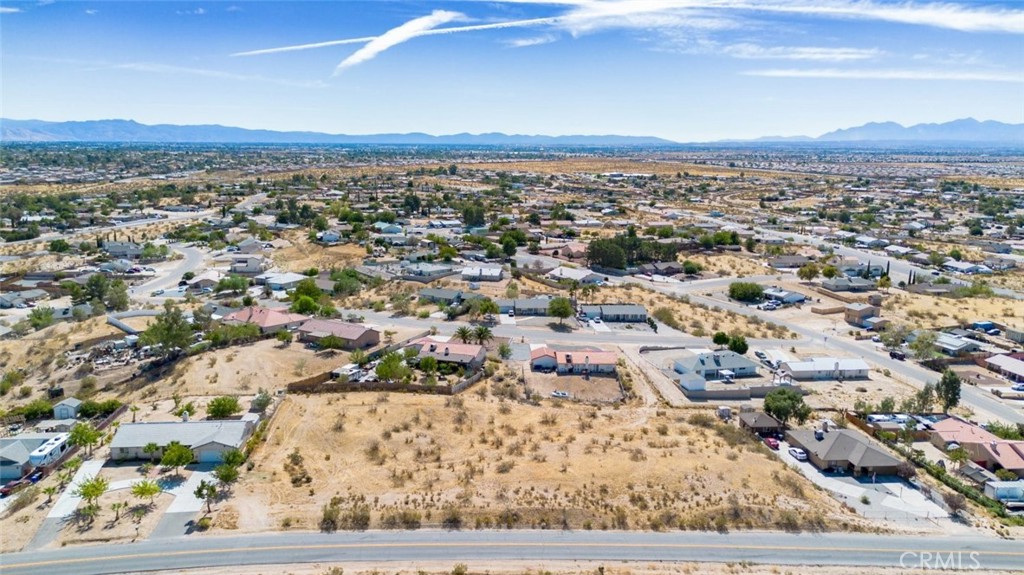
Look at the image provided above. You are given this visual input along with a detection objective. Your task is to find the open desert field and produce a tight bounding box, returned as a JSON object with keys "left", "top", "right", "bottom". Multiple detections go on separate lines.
{"left": 271, "top": 231, "right": 369, "bottom": 273}
{"left": 217, "top": 388, "right": 868, "bottom": 537}
{"left": 880, "top": 292, "right": 1019, "bottom": 330}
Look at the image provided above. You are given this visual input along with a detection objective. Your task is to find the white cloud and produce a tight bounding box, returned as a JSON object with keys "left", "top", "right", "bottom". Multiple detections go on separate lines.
{"left": 177, "top": 7, "right": 206, "bottom": 16}
{"left": 85, "top": 9, "right": 98, "bottom": 16}
{"left": 226, "top": 5, "right": 243, "bottom": 12}
{"left": 743, "top": 68, "right": 1024, "bottom": 82}
{"left": 113, "top": 63, "right": 326, "bottom": 88}
{"left": 0, "top": 7, "right": 22, "bottom": 13}
{"left": 723, "top": 44, "right": 883, "bottom": 61}
{"left": 334, "top": 10, "right": 466, "bottom": 74}
{"left": 506, "top": 34, "right": 558, "bottom": 47}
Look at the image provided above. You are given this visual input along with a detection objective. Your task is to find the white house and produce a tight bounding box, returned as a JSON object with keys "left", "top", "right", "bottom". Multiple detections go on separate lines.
{"left": 779, "top": 357, "right": 870, "bottom": 381}
{"left": 52, "top": 397, "right": 82, "bottom": 420}
{"left": 547, "top": 266, "right": 603, "bottom": 284}
{"left": 110, "top": 420, "right": 255, "bottom": 463}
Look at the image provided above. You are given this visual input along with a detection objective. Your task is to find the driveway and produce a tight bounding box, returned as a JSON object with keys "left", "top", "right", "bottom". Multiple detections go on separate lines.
{"left": 777, "top": 441, "right": 949, "bottom": 525}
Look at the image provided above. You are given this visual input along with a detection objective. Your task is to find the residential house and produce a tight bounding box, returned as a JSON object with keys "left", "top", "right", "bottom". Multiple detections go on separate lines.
{"left": 0, "top": 433, "right": 62, "bottom": 480}
{"left": 255, "top": 271, "right": 308, "bottom": 291}
{"left": 738, "top": 411, "right": 785, "bottom": 435}
{"left": 673, "top": 349, "right": 759, "bottom": 381}
{"left": 578, "top": 304, "right": 647, "bottom": 322}
{"left": 908, "top": 330, "right": 980, "bottom": 356}
{"left": 222, "top": 306, "right": 309, "bottom": 334}
{"left": 318, "top": 229, "right": 342, "bottom": 244}
{"left": 530, "top": 348, "right": 618, "bottom": 375}
{"left": 929, "top": 417, "right": 1024, "bottom": 477}
{"left": 418, "top": 288, "right": 464, "bottom": 306}
{"left": 0, "top": 289, "right": 49, "bottom": 309}
{"left": 372, "top": 221, "right": 404, "bottom": 235}
{"left": 845, "top": 302, "right": 880, "bottom": 328}
{"left": 786, "top": 428, "right": 901, "bottom": 475}
{"left": 854, "top": 236, "right": 889, "bottom": 248}
{"left": 547, "top": 266, "right": 603, "bottom": 284}
{"left": 52, "top": 397, "right": 82, "bottom": 420}
{"left": 102, "top": 241, "right": 143, "bottom": 259}
{"left": 186, "top": 270, "right": 223, "bottom": 291}
{"left": 763, "top": 287, "right": 806, "bottom": 304}
{"left": 407, "top": 337, "right": 486, "bottom": 368}
{"left": 779, "top": 357, "right": 870, "bottom": 381}
{"left": 496, "top": 297, "right": 552, "bottom": 316}
{"left": 530, "top": 347, "right": 557, "bottom": 371}
{"left": 296, "top": 319, "right": 380, "bottom": 349}
{"left": 985, "top": 354, "right": 1024, "bottom": 382}
{"left": 230, "top": 256, "right": 266, "bottom": 276}
{"left": 461, "top": 267, "right": 504, "bottom": 282}
{"left": 944, "top": 261, "right": 993, "bottom": 275}
{"left": 984, "top": 256, "right": 1017, "bottom": 272}
{"left": 235, "top": 237, "right": 265, "bottom": 254}
{"left": 821, "top": 277, "right": 876, "bottom": 292}
{"left": 110, "top": 420, "right": 255, "bottom": 464}
{"left": 637, "top": 262, "right": 685, "bottom": 276}
{"left": 768, "top": 255, "right": 814, "bottom": 269}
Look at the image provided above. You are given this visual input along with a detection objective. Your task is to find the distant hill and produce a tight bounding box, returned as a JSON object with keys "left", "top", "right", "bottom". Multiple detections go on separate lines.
{"left": 815, "top": 118, "right": 1024, "bottom": 142}
{"left": 0, "top": 118, "right": 675, "bottom": 146}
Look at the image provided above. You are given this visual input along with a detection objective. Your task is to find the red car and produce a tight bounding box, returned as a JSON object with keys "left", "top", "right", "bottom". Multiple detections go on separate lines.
{"left": 763, "top": 437, "right": 780, "bottom": 450}
{"left": 0, "top": 479, "right": 30, "bottom": 498}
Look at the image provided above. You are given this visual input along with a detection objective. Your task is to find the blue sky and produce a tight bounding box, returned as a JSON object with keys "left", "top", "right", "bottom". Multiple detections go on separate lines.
{"left": 1, "top": 0, "right": 1022, "bottom": 141}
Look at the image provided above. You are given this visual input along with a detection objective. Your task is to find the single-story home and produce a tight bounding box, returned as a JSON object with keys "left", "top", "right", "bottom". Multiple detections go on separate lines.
{"left": 822, "top": 277, "right": 876, "bottom": 292}
{"left": 768, "top": 255, "right": 814, "bottom": 269}
{"left": 255, "top": 271, "right": 308, "bottom": 291}
{"left": 296, "top": 319, "right": 380, "bottom": 349}
{"left": 497, "top": 297, "right": 552, "bottom": 316}
{"left": 929, "top": 417, "right": 1024, "bottom": 477}
{"left": 944, "top": 261, "right": 993, "bottom": 275}
{"left": 673, "top": 349, "right": 759, "bottom": 380}
{"left": 547, "top": 266, "right": 603, "bottom": 284}
{"left": 0, "top": 433, "right": 63, "bottom": 480}
{"left": 779, "top": 357, "right": 870, "bottom": 381}
{"left": 418, "top": 288, "right": 464, "bottom": 305}
{"left": 102, "top": 241, "right": 143, "bottom": 259}
{"left": 555, "top": 349, "right": 617, "bottom": 375}
{"left": 461, "top": 267, "right": 504, "bottom": 282}
{"left": 786, "top": 428, "right": 901, "bottom": 475}
{"left": 985, "top": 354, "right": 1024, "bottom": 382}
{"left": 908, "top": 330, "right": 981, "bottom": 356}
{"left": 222, "top": 306, "right": 309, "bottom": 334}
{"left": 763, "top": 287, "right": 806, "bottom": 304}
{"left": 230, "top": 256, "right": 266, "bottom": 275}
{"left": 579, "top": 304, "right": 648, "bottom": 322}
{"left": 739, "top": 411, "right": 784, "bottom": 435}
{"left": 109, "top": 420, "right": 255, "bottom": 464}
{"left": 407, "top": 337, "right": 486, "bottom": 368}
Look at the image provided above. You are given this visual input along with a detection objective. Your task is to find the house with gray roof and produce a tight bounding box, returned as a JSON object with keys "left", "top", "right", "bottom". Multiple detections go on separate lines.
{"left": 822, "top": 276, "right": 876, "bottom": 292}
{"left": 0, "top": 433, "right": 61, "bottom": 480}
{"left": 786, "top": 428, "right": 900, "bottom": 475}
{"left": 673, "top": 349, "right": 759, "bottom": 381}
{"left": 53, "top": 397, "right": 82, "bottom": 420}
{"left": 579, "top": 304, "right": 647, "bottom": 322}
{"left": 109, "top": 420, "right": 255, "bottom": 463}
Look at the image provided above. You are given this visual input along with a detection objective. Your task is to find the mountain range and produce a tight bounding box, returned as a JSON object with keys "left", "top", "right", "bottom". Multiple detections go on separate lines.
{"left": 1, "top": 117, "right": 1021, "bottom": 145}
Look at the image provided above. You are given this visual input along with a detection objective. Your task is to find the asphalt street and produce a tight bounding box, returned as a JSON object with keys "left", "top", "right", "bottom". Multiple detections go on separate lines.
{"left": 2, "top": 530, "right": 1022, "bottom": 575}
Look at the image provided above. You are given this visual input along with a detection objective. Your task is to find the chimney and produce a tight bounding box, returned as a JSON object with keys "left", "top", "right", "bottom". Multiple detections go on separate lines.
{"left": 991, "top": 441, "right": 998, "bottom": 453}
{"left": 444, "top": 347, "right": 450, "bottom": 356}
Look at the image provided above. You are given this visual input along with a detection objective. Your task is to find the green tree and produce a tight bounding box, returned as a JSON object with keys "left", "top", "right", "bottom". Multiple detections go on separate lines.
{"left": 213, "top": 464, "right": 239, "bottom": 486}
{"left": 49, "top": 239, "right": 71, "bottom": 253}
{"left": 216, "top": 275, "right": 249, "bottom": 294}
{"left": 472, "top": 326, "right": 493, "bottom": 346}
{"left": 290, "top": 295, "right": 319, "bottom": 315}
{"left": 909, "top": 330, "right": 938, "bottom": 360}
{"left": 375, "top": 352, "right": 411, "bottom": 383}
{"left": 877, "top": 275, "right": 892, "bottom": 292}
{"left": 28, "top": 306, "right": 56, "bottom": 331}
{"left": 69, "top": 422, "right": 101, "bottom": 456}
{"left": 586, "top": 239, "right": 627, "bottom": 269}
{"left": 927, "top": 251, "right": 946, "bottom": 267}
{"left": 276, "top": 330, "right": 293, "bottom": 345}
{"left": 936, "top": 369, "right": 962, "bottom": 413}
{"left": 821, "top": 265, "right": 839, "bottom": 279}
{"left": 292, "top": 278, "right": 323, "bottom": 301}
{"left": 104, "top": 279, "right": 130, "bottom": 311}
{"left": 727, "top": 335, "right": 749, "bottom": 355}
{"left": 797, "top": 263, "right": 820, "bottom": 282}
{"left": 454, "top": 326, "right": 473, "bottom": 344}
{"left": 140, "top": 301, "right": 193, "bottom": 358}
{"left": 712, "top": 331, "right": 730, "bottom": 348}
{"left": 349, "top": 349, "right": 369, "bottom": 366}
{"left": 498, "top": 342, "right": 512, "bottom": 359}
{"left": 194, "top": 479, "right": 218, "bottom": 514}
{"left": 222, "top": 448, "right": 246, "bottom": 468}
{"left": 85, "top": 273, "right": 110, "bottom": 303}
{"left": 728, "top": 282, "right": 764, "bottom": 302}
{"left": 160, "top": 441, "right": 194, "bottom": 476}
{"left": 547, "top": 297, "right": 574, "bottom": 324}
{"left": 763, "top": 387, "right": 812, "bottom": 425}
{"left": 132, "top": 479, "right": 161, "bottom": 504}
{"left": 143, "top": 442, "right": 160, "bottom": 463}
{"left": 914, "top": 382, "right": 936, "bottom": 413}
{"left": 682, "top": 260, "right": 703, "bottom": 275}
{"left": 74, "top": 475, "right": 109, "bottom": 507}
{"left": 501, "top": 237, "right": 517, "bottom": 258}
{"left": 207, "top": 396, "right": 241, "bottom": 419}
{"left": 946, "top": 446, "right": 969, "bottom": 470}
{"left": 419, "top": 355, "right": 438, "bottom": 374}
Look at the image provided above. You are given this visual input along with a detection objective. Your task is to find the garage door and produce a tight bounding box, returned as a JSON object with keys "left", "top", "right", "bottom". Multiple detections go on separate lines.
{"left": 196, "top": 448, "right": 222, "bottom": 463}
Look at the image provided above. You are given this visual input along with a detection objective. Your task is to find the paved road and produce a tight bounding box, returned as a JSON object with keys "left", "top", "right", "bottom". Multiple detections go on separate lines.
{"left": 2, "top": 530, "right": 1022, "bottom": 575}
{"left": 130, "top": 244, "right": 207, "bottom": 301}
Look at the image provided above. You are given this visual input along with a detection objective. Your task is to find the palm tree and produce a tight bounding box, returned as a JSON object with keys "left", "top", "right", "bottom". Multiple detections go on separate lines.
{"left": 473, "top": 326, "right": 493, "bottom": 346}
{"left": 580, "top": 285, "right": 594, "bottom": 304}
{"left": 454, "top": 326, "right": 473, "bottom": 344}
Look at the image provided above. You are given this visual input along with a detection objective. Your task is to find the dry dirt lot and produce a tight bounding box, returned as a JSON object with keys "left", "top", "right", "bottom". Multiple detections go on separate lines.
{"left": 680, "top": 253, "right": 770, "bottom": 279}
{"left": 524, "top": 371, "right": 623, "bottom": 403}
{"left": 218, "top": 387, "right": 871, "bottom": 537}
{"left": 592, "top": 285, "right": 794, "bottom": 340}
{"left": 881, "top": 292, "right": 1019, "bottom": 331}
{"left": 272, "top": 232, "right": 368, "bottom": 273}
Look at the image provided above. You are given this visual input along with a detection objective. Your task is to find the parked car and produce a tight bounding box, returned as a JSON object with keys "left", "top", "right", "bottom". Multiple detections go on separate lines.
{"left": 551, "top": 391, "right": 569, "bottom": 398}
{"left": 0, "top": 479, "right": 30, "bottom": 497}
{"left": 592, "top": 318, "right": 603, "bottom": 324}
{"left": 151, "top": 289, "right": 165, "bottom": 296}
{"left": 28, "top": 470, "right": 44, "bottom": 483}
{"left": 754, "top": 351, "right": 767, "bottom": 360}
{"left": 508, "top": 310, "right": 515, "bottom": 317}
{"left": 1011, "top": 384, "right": 1024, "bottom": 392}
{"left": 871, "top": 335, "right": 881, "bottom": 343}
{"left": 764, "top": 437, "right": 779, "bottom": 450}
{"left": 889, "top": 350, "right": 906, "bottom": 361}
{"left": 788, "top": 447, "right": 808, "bottom": 461}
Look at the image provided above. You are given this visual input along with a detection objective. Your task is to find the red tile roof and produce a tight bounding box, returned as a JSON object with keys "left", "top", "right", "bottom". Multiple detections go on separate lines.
{"left": 223, "top": 306, "right": 308, "bottom": 329}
